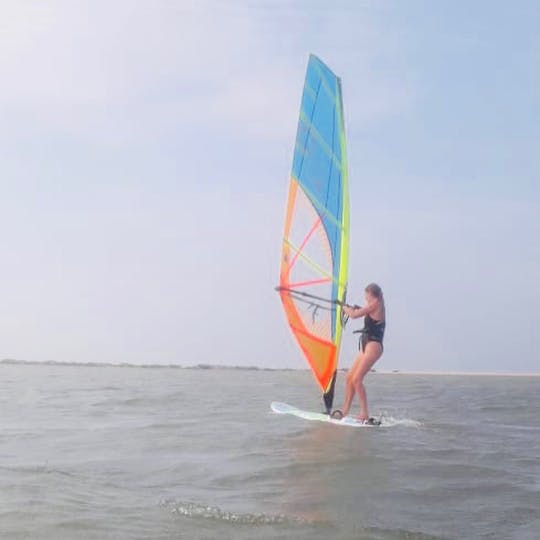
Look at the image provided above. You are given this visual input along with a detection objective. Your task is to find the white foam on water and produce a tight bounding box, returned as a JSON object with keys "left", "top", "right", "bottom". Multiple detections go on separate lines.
{"left": 161, "top": 499, "right": 308, "bottom": 526}
{"left": 378, "top": 415, "right": 423, "bottom": 428}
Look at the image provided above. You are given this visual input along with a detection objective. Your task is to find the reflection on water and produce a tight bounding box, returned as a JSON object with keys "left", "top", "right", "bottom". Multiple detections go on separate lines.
{"left": 278, "top": 420, "right": 390, "bottom": 530}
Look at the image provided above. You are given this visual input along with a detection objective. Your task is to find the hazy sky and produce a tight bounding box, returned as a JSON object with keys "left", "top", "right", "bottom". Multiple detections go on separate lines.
{"left": 1, "top": 1, "right": 538, "bottom": 372}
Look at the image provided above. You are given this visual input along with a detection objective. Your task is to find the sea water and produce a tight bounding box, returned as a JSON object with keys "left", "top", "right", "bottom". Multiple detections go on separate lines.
{"left": 0, "top": 362, "right": 539, "bottom": 539}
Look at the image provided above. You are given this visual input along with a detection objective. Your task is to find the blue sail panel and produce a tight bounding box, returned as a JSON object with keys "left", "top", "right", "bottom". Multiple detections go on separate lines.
{"left": 291, "top": 55, "right": 346, "bottom": 340}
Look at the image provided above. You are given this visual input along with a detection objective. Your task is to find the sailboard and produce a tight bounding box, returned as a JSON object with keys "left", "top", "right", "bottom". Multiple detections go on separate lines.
{"left": 271, "top": 402, "right": 381, "bottom": 428}
{"left": 276, "top": 54, "right": 349, "bottom": 413}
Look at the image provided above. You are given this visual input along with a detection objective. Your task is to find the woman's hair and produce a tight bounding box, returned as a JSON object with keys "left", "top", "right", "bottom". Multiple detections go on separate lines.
{"left": 365, "top": 283, "right": 385, "bottom": 320}
{"left": 365, "top": 283, "right": 383, "bottom": 299}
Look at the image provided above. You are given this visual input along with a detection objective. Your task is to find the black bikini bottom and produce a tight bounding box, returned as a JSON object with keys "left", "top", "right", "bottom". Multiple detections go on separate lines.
{"left": 360, "top": 334, "right": 384, "bottom": 352}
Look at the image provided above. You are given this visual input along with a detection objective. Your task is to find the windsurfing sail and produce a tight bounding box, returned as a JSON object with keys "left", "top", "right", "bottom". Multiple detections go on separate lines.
{"left": 276, "top": 54, "right": 349, "bottom": 412}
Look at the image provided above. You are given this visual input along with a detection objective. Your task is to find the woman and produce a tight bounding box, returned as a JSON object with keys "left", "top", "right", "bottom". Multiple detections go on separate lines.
{"left": 332, "top": 283, "right": 386, "bottom": 424}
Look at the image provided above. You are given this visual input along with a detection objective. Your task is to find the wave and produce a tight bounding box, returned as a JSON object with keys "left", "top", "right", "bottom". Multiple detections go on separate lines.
{"left": 160, "top": 500, "right": 449, "bottom": 539}
{"left": 160, "top": 499, "right": 311, "bottom": 526}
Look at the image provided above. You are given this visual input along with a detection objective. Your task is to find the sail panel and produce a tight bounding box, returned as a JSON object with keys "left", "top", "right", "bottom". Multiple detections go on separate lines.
{"left": 279, "top": 54, "right": 349, "bottom": 394}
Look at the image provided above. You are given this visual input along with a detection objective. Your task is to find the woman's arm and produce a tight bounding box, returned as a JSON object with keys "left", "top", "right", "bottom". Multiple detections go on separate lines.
{"left": 342, "top": 301, "right": 378, "bottom": 319}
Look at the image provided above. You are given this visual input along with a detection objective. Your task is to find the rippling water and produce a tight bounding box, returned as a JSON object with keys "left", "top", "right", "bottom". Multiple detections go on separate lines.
{"left": 0, "top": 362, "right": 539, "bottom": 539}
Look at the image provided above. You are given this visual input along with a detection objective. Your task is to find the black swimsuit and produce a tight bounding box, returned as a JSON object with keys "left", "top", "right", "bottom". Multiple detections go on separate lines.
{"left": 360, "top": 314, "right": 385, "bottom": 351}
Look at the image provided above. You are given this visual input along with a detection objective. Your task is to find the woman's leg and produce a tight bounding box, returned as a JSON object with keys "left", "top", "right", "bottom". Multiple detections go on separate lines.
{"left": 338, "top": 352, "right": 364, "bottom": 417}
{"left": 352, "top": 342, "right": 382, "bottom": 420}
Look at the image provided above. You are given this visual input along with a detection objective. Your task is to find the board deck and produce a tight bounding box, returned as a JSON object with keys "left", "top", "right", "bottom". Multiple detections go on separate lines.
{"left": 271, "top": 401, "right": 381, "bottom": 428}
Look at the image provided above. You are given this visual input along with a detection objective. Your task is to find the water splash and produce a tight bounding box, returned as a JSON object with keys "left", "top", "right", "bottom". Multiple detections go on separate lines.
{"left": 380, "top": 415, "right": 423, "bottom": 428}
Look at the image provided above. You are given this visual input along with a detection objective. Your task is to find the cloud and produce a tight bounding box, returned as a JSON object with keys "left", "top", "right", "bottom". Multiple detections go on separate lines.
{"left": 0, "top": 1, "right": 416, "bottom": 149}
{"left": 0, "top": 1, "right": 301, "bottom": 146}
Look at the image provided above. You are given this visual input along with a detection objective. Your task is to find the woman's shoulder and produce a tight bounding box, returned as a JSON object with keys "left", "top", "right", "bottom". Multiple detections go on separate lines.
{"left": 371, "top": 300, "right": 385, "bottom": 322}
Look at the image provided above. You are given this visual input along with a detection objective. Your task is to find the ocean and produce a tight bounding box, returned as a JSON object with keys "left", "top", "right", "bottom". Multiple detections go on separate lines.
{"left": 0, "top": 362, "right": 539, "bottom": 540}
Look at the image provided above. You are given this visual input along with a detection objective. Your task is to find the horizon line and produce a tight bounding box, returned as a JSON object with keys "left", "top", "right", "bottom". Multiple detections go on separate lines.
{"left": 1, "top": 359, "right": 539, "bottom": 377}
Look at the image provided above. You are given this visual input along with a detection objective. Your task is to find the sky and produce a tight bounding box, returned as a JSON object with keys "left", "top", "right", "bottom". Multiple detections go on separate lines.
{"left": 0, "top": 0, "right": 538, "bottom": 373}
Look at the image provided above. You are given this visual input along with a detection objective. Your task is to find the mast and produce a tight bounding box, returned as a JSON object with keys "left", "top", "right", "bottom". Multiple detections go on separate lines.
{"left": 277, "top": 55, "right": 350, "bottom": 411}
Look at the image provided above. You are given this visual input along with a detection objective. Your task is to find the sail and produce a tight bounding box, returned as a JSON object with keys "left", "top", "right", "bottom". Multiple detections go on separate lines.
{"left": 277, "top": 54, "right": 349, "bottom": 409}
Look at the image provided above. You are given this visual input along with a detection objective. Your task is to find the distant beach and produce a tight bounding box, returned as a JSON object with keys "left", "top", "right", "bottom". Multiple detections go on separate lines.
{"left": 369, "top": 369, "right": 540, "bottom": 377}
{"left": 2, "top": 358, "right": 539, "bottom": 377}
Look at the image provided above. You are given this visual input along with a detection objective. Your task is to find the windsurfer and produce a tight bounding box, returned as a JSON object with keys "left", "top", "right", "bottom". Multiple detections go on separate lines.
{"left": 332, "top": 283, "right": 385, "bottom": 423}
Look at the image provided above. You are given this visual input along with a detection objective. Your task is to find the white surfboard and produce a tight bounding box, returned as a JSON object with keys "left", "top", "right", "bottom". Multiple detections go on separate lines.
{"left": 270, "top": 401, "right": 381, "bottom": 428}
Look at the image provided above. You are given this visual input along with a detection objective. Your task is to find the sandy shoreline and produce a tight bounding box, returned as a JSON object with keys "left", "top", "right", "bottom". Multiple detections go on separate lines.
{"left": 369, "top": 370, "right": 540, "bottom": 377}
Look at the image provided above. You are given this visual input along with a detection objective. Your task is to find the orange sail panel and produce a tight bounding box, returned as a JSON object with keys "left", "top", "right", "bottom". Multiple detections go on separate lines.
{"left": 278, "top": 54, "right": 349, "bottom": 396}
